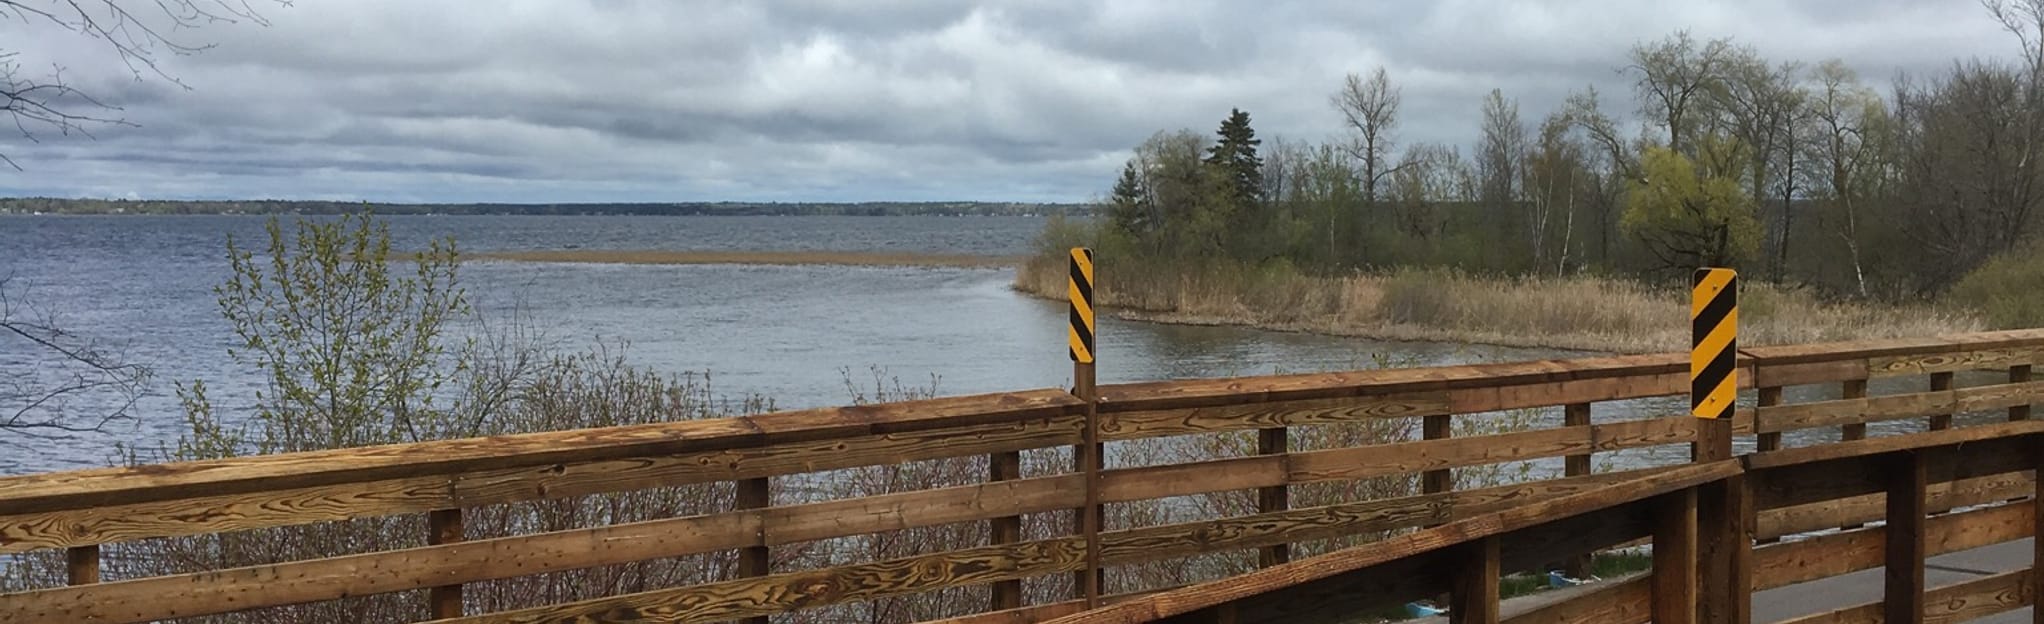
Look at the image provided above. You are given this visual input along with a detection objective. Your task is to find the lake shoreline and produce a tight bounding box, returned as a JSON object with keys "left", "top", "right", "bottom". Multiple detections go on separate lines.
{"left": 1010, "top": 254, "right": 1985, "bottom": 355}
{"left": 473, "top": 249, "right": 1025, "bottom": 269}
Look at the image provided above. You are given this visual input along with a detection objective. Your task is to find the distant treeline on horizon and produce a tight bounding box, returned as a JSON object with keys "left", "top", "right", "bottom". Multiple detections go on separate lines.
{"left": 0, "top": 197, "right": 1094, "bottom": 217}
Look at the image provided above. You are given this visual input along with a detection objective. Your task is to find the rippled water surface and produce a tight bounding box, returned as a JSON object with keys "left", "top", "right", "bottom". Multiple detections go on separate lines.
{"left": 6, "top": 215, "right": 1621, "bottom": 474}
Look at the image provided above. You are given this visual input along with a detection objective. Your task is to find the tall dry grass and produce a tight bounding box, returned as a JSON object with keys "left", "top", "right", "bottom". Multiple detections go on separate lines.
{"left": 1016, "top": 258, "right": 1984, "bottom": 353}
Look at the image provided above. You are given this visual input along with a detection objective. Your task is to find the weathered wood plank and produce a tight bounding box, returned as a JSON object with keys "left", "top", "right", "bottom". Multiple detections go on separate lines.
{"left": 1039, "top": 461, "right": 1739, "bottom": 624}
{"left": 1757, "top": 472, "right": 2029, "bottom": 540}
{"left": 1773, "top": 569, "right": 2030, "bottom": 624}
{"left": 1752, "top": 380, "right": 2044, "bottom": 434}
{"left": 1286, "top": 417, "right": 1695, "bottom": 485}
{"left": 1099, "top": 392, "right": 1450, "bottom": 440}
{"left": 0, "top": 389, "right": 1087, "bottom": 516}
{"left": 1450, "top": 536, "right": 1500, "bottom": 624}
{"left": 1094, "top": 353, "right": 1694, "bottom": 413}
{"left": 1753, "top": 502, "right": 2030, "bottom": 591}
{"left": 1869, "top": 345, "right": 2044, "bottom": 377}
{"left": 1500, "top": 575, "right": 1649, "bottom": 624}
{"left": 0, "top": 413, "right": 1087, "bottom": 553}
{"left": 427, "top": 508, "right": 464, "bottom": 619}
{"left": 1652, "top": 489, "right": 1697, "bottom": 624}
{"left": 988, "top": 448, "right": 1023, "bottom": 611}
{"left": 1886, "top": 452, "right": 1927, "bottom": 624}
{"left": 1255, "top": 426, "right": 1289, "bottom": 567}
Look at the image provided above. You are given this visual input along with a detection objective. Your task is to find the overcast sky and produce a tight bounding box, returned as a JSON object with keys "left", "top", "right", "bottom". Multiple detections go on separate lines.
{"left": 0, "top": 1, "right": 2024, "bottom": 203}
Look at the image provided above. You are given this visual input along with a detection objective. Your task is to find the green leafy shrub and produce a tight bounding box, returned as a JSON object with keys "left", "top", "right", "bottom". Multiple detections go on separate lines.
{"left": 1949, "top": 244, "right": 2044, "bottom": 329}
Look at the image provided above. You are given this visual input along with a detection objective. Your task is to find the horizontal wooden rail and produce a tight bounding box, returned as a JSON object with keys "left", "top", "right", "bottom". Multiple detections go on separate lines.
{"left": 5, "top": 329, "right": 2044, "bottom": 624}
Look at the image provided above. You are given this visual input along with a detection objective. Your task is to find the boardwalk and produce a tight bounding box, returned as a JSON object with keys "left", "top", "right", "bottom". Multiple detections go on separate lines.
{"left": 2, "top": 329, "right": 2041, "bottom": 623}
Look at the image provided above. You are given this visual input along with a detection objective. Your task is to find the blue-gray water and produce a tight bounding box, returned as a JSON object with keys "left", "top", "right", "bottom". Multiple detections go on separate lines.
{"left": 1, "top": 214, "right": 1597, "bottom": 474}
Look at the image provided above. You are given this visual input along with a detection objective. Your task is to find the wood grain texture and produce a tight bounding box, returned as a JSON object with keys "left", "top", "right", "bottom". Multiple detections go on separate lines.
{"left": 0, "top": 389, "right": 1087, "bottom": 516}
{"left": 1773, "top": 569, "right": 2030, "bottom": 624}
{"left": 1751, "top": 380, "right": 2044, "bottom": 434}
{"left": 1450, "top": 536, "right": 1500, "bottom": 624}
{"left": 1099, "top": 392, "right": 1450, "bottom": 441}
{"left": 1757, "top": 472, "right": 2029, "bottom": 540}
{"left": 1651, "top": 489, "right": 1697, "bottom": 624}
{"left": 1038, "top": 461, "right": 1739, "bottom": 624}
{"left": 1752, "top": 502, "right": 2030, "bottom": 591}
{"left": 1499, "top": 575, "right": 1649, "bottom": 624}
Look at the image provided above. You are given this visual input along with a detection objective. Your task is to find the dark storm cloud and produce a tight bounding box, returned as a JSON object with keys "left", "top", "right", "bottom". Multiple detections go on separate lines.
{"left": 0, "top": 1, "right": 2022, "bottom": 202}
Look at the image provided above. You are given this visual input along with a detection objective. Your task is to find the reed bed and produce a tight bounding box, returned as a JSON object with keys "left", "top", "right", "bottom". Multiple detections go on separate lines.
{"left": 1014, "top": 258, "right": 1984, "bottom": 354}
{"left": 476, "top": 249, "right": 1023, "bottom": 268}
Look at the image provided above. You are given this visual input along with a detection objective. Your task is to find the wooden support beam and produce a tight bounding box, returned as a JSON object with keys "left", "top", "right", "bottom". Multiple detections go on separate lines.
{"left": 1562, "top": 402, "right": 1592, "bottom": 579}
{"left": 1652, "top": 488, "right": 1698, "bottom": 624}
{"left": 1928, "top": 372, "right": 1954, "bottom": 431}
{"left": 989, "top": 449, "right": 1023, "bottom": 611}
{"left": 1841, "top": 379, "right": 1869, "bottom": 441}
{"left": 1451, "top": 535, "right": 1501, "bottom": 624}
{"left": 1885, "top": 451, "right": 1926, "bottom": 624}
{"left": 2015, "top": 365, "right": 2034, "bottom": 421}
{"left": 64, "top": 544, "right": 97, "bottom": 586}
{"left": 1755, "top": 387, "right": 1783, "bottom": 452}
{"left": 1074, "top": 361, "right": 1104, "bottom": 604}
{"left": 1423, "top": 413, "right": 1454, "bottom": 499}
{"left": 736, "top": 476, "right": 770, "bottom": 624}
{"left": 2035, "top": 438, "right": 2044, "bottom": 624}
{"left": 427, "top": 508, "right": 464, "bottom": 619}
{"left": 1255, "top": 425, "right": 1289, "bottom": 567}
{"left": 1698, "top": 473, "right": 1752, "bottom": 624}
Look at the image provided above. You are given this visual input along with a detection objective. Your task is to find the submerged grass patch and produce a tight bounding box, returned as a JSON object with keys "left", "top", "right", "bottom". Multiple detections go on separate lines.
{"left": 477, "top": 249, "right": 1025, "bottom": 269}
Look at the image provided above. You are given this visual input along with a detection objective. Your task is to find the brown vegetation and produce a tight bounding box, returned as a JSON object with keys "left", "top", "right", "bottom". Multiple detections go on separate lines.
{"left": 476, "top": 249, "right": 1023, "bottom": 269}
{"left": 1014, "top": 257, "right": 1982, "bottom": 354}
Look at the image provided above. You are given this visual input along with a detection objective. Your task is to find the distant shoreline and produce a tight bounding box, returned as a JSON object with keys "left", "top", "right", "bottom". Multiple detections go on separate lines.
{"left": 474, "top": 249, "right": 1025, "bottom": 269}
{"left": 0, "top": 198, "right": 1093, "bottom": 217}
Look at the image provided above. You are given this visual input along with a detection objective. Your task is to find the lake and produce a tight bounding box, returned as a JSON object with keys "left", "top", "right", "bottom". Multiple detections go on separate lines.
{"left": 3, "top": 214, "right": 1651, "bottom": 474}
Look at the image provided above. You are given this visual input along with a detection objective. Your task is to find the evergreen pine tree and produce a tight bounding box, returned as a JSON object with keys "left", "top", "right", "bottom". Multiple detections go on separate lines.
{"left": 1205, "top": 108, "right": 1264, "bottom": 205}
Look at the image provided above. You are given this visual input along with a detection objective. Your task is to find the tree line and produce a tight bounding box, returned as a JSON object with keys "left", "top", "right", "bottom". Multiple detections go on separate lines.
{"left": 1100, "top": 2, "right": 2044, "bottom": 300}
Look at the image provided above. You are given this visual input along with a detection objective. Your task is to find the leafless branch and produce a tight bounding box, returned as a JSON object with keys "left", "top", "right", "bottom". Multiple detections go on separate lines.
{"left": 0, "top": 0, "right": 285, "bottom": 168}
{"left": 0, "top": 275, "right": 152, "bottom": 442}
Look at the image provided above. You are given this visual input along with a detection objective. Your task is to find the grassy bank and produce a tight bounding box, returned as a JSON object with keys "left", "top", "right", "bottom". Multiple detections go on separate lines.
{"left": 1015, "top": 256, "right": 1983, "bottom": 353}
{"left": 476, "top": 249, "right": 1022, "bottom": 268}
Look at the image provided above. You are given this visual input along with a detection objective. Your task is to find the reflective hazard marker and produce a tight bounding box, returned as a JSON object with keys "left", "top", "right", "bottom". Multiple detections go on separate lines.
{"left": 1068, "top": 248, "right": 1095, "bottom": 364}
{"left": 1691, "top": 268, "right": 1738, "bottom": 419}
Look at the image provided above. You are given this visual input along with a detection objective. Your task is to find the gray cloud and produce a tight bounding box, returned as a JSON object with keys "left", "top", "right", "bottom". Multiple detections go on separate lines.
{"left": 0, "top": 0, "right": 2024, "bottom": 202}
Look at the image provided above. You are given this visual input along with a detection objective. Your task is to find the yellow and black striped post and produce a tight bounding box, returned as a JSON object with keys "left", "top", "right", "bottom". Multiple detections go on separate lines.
{"left": 1691, "top": 268, "right": 1738, "bottom": 421}
{"left": 1066, "top": 247, "right": 1103, "bottom": 606}
{"left": 1068, "top": 248, "right": 1096, "bottom": 364}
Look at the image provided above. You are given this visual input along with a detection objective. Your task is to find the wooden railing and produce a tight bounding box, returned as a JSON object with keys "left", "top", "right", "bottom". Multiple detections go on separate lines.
{"left": 1, "top": 329, "right": 2042, "bottom": 623}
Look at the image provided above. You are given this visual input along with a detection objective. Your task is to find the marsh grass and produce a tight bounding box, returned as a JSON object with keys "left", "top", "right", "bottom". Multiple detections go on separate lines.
{"left": 476, "top": 249, "right": 1024, "bottom": 269}
{"left": 1016, "top": 257, "right": 1983, "bottom": 353}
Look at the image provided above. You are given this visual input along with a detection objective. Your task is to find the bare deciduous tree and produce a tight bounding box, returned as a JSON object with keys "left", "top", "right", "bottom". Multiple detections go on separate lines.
{"left": 1, "top": 0, "right": 277, "bottom": 169}
{"left": 1332, "top": 67, "right": 1403, "bottom": 204}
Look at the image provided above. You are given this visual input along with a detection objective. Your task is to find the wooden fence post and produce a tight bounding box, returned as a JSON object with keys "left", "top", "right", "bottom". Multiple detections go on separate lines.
{"left": 1450, "top": 535, "right": 1501, "bottom": 624}
{"left": 2013, "top": 365, "right": 2032, "bottom": 422}
{"left": 1841, "top": 379, "right": 1868, "bottom": 441}
{"left": 989, "top": 449, "right": 1023, "bottom": 611}
{"left": 1067, "top": 247, "right": 1103, "bottom": 605}
{"left": 737, "top": 477, "right": 771, "bottom": 624}
{"left": 1927, "top": 372, "right": 1954, "bottom": 431}
{"left": 1652, "top": 488, "right": 1698, "bottom": 624}
{"left": 2032, "top": 439, "right": 2044, "bottom": 624}
{"left": 1255, "top": 425, "right": 1289, "bottom": 567}
{"left": 1885, "top": 451, "right": 1926, "bottom": 624}
{"left": 427, "top": 508, "right": 465, "bottom": 618}
{"left": 1562, "top": 402, "right": 1592, "bottom": 579}
{"left": 1422, "top": 413, "right": 1452, "bottom": 505}
{"left": 1755, "top": 387, "right": 1783, "bottom": 452}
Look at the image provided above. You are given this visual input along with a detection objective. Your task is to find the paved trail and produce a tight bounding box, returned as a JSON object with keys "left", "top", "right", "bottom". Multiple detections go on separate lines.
{"left": 1412, "top": 538, "right": 2034, "bottom": 623}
